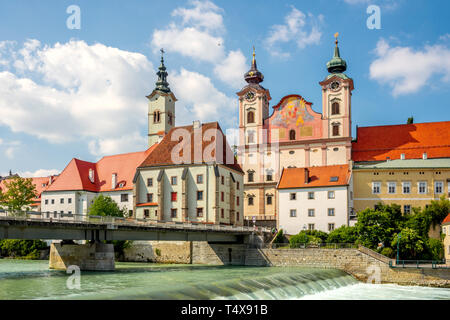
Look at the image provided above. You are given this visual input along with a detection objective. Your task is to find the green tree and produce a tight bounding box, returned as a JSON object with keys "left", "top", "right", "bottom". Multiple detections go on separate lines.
{"left": 0, "top": 177, "right": 37, "bottom": 216}
{"left": 327, "top": 226, "right": 358, "bottom": 244}
{"left": 392, "top": 228, "right": 425, "bottom": 260}
{"left": 289, "top": 231, "right": 310, "bottom": 247}
{"left": 0, "top": 239, "right": 47, "bottom": 259}
{"left": 424, "top": 238, "right": 444, "bottom": 261}
{"left": 424, "top": 196, "right": 450, "bottom": 227}
{"left": 88, "top": 195, "right": 126, "bottom": 217}
{"left": 407, "top": 117, "right": 414, "bottom": 124}
{"left": 355, "top": 205, "right": 403, "bottom": 250}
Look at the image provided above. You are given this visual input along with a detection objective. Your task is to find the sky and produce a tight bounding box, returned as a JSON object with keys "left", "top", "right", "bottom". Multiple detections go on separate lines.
{"left": 0, "top": 0, "right": 449, "bottom": 177}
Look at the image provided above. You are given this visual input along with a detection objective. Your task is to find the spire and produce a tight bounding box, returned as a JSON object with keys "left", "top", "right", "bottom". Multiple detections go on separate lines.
{"left": 155, "top": 48, "right": 171, "bottom": 93}
{"left": 244, "top": 46, "right": 264, "bottom": 84}
{"left": 326, "top": 33, "right": 347, "bottom": 74}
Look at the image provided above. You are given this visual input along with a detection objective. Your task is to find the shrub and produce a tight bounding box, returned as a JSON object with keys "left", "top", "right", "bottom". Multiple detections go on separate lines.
{"left": 273, "top": 229, "right": 286, "bottom": 244}
{"left": 425, "top": 238, "right": 444, "bottom": 261}
{"left": 306, "top": 230, "right": 328, "bottom": 243}
{"left": 289, "top": 232, "right": 309, "bottom": 248}
{"left": 380, "top": 247, "right": 395, "bottom": 258}
{"left": 0, "top": 240, "right": 47, "bottom": 259}
{"left": 327, "top": 226, "right": 358, "bottom": 244}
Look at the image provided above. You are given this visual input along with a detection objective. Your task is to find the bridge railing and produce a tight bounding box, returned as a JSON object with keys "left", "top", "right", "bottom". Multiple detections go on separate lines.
{"left": 0, "top": 211, "right": 271, "bottom": 233}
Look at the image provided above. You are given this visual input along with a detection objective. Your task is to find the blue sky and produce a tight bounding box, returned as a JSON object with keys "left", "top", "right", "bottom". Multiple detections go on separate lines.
{"left": 0, "top": 0, "right": 449, "bottom": 177}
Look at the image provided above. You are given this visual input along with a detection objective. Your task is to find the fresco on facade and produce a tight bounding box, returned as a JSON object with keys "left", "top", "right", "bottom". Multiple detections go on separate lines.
{"left": 271, "top": 97, "right": 314, "bottom": 128}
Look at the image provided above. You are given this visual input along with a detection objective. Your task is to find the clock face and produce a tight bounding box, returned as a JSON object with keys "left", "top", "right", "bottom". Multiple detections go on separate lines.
{"left": 331, "top": 81, "right": 340, "bottom": 90}
{"left": 245, "top": 91, "right": 255, "bottom": 101}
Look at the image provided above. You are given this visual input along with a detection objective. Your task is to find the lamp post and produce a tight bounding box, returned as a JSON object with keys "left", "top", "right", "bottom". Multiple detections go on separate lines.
{"left": 396, "top": 232, "right": 401, "bottom": 264}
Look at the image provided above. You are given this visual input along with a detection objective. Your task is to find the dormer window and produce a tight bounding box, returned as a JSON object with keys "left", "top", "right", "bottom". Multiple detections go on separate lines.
{"left": 88, "top": 169, "right": 95, "bottom": 183}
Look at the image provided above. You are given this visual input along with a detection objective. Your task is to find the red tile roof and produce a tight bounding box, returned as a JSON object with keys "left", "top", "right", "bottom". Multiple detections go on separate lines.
{"left": 352, "top": 121, "right": 450, "bottom": 162}
{"left": 0, "top": 175, "right": 58, "bottom": 204}
{"left": 443, "top": 214, "right": 450, "bottom": 225}
{"left": 45, "top": 144, "right": 158, "bottom": 193}
{"left": 277, "top": 165, "right": 350, "bottom": 189}
{"left": 139, "top": 122, "right": 243, "bottom": 173}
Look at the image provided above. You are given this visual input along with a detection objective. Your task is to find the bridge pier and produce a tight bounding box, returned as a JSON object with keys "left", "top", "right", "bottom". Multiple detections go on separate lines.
{"left": 49, "top": 242, "right": 115, "bottom": 271}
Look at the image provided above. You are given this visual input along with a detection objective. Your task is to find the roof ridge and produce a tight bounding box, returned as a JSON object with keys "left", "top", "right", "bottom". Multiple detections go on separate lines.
{"left": 358, "top": 120, "right": 450, "bottom": 130}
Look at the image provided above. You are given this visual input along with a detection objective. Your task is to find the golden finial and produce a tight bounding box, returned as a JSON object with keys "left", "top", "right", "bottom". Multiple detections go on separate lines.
{"left": 334, "top": 32, "right": 339, "bottom": 46}
{"left": 252, "top": 46, "right": 256, "bottom": 64}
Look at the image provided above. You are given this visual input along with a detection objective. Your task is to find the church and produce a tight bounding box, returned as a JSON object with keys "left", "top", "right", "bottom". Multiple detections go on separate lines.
{"left": 237, "top": 35, "right": 354, "bottom": 231}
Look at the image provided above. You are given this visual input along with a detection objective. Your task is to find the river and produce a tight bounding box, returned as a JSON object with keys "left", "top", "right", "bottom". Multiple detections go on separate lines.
{"left": 0, "top": 260, "right": 449, "bottom": 300}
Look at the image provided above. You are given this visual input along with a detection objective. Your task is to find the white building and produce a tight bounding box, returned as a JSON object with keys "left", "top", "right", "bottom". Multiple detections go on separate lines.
{"left": 277, "top": 165, "right": 353, "bottom": 235}
{"left": 41, "top": 148, "right": 156, "bottom": 219}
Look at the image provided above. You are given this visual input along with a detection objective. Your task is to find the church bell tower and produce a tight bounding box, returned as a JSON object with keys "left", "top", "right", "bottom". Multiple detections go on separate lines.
{"left": 147, "top": 49, "right": 177, "bottom": 147}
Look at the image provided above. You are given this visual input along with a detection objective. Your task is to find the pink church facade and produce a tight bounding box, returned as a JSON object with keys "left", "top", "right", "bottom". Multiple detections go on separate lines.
{"left": 237, "top": 41, "right": 354, "bottom": 223}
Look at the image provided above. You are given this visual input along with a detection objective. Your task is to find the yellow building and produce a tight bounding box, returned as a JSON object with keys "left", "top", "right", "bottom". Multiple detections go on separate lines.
{"left": 353, "top": 159, "right": 450, "bottom": 214}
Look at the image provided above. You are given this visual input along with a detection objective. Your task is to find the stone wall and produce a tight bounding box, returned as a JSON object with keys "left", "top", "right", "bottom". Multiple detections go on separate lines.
{"left": 49, "top": 242, "right": 114, "bottom": 271}
{"left": 245, "top": 248, "right": 450, "bottom": 288}
{"left": 123, "top": 241, "right": 192, "bottom": 264}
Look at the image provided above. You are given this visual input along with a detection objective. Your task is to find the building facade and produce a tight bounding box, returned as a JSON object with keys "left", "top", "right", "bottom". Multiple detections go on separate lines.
{"left": 237, "top": 38, "right": 353, "bottom": 224}
{"left": 134, "top": 122, "right": 244, "bottom": 226}
{"left": 277, "top": 165, "right": 353, "bottom": 235}
{"left": 41, "top": 148, "right": 155, "bottom": 219}
{"left": 443, "top": 214, "right": 450, "bottom": 263}
{"left": 352, "top": 122, "right": 450, "bottom": 214}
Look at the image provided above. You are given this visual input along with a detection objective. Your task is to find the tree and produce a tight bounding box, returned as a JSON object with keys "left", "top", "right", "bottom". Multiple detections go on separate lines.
{"left": 0, "top": 177, "right": 37, "bottom": 216}
{"left": 88, "top": 195, "right": 126, "bottom": 217}
{"left": 327, "top": 226, "right": 358, "bottom": 244}
{"left": 355, "top": 205, "right": 403, "bottom": 250}
{"left": 423, "top": 196, "right": 450, "bottom": 227}
{"left": 407, "top": 117, "right": 414, "bottom": 124}
{"left": 391, "top": 228, "right": 425, "bottom": 260}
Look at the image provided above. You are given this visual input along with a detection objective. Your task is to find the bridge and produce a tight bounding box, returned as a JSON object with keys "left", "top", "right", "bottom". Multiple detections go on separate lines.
{"left": 0, "top": 214, "right": 269, "bottom": 271}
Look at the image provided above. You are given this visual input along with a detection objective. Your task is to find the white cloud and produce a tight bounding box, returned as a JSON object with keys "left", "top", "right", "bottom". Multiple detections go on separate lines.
{"left": 213, "top": 50, "right": 247, "bottom": 89}
{"left": 20, "top": 169, "right": 60, "bottom": 178}
{"left": 0, "top": 40, "right": 154, "bottom": 157}
{"left": 266, "top": 7, "right": 323, "bottom": 58}
{"left": 171, "top": 68, "right": 236, "bottom": 127}
{"left": 172, "top": 0, "right": 224, "bottom": 32}
{"left": 152, "top": 24, "right": 224, "bottom": 63}
{"left": 369, "top": 39, "right": 450, "bottom": 96}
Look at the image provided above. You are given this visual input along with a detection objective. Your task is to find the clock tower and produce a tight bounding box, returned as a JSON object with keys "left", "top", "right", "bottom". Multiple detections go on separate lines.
{"left": 319, "top": 33, "right": 354, "bottom": 140}
{"left": 237, "top": 48, "right": 271, "bottom": 148}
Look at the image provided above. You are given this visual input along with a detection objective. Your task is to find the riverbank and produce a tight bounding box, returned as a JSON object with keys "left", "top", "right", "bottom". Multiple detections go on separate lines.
{"left": 122, "top": 241, "right": 450, "bottom": 288}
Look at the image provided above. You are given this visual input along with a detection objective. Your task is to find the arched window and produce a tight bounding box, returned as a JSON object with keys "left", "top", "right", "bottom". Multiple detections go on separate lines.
{"left": 247, "top": 111, "right": 255, "bottom": 124}
{"left": 331, "top": 102, "right": 340, "bottom": 115}
{"left": 289, "top": 129, "right": 296, "bottom": 141}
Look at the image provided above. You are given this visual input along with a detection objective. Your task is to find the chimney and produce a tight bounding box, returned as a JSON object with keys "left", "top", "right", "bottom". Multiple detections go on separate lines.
{"left": 193, "top": 120, "right": 201, "bottom": 129}
{"left": 112, "top": 173, "right": 117, "bottom": 189}
{"left": 423, "top": 152, "right": 427, "bottom": 160}
{"left": 49, "top": 176, "right": 53, "bottom": 185}
{"left": 304, "top": 168, "right": 309, "bottom": 184}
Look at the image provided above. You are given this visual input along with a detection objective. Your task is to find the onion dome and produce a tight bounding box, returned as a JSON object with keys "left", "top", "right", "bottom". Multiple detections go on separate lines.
{"left": 326, "top": 33, "right": 347, "bottom": 74}
{"left": 244, "top": 47, "right": 264, "bottom": 84}
{"left": 155, "top": 48, "right": 171, "bottom": 93}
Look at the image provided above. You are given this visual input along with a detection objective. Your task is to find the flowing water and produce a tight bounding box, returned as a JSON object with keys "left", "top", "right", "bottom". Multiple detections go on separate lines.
{"left": 0, "top": 259, "right": 449, "bottom": 300}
